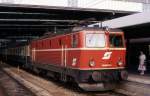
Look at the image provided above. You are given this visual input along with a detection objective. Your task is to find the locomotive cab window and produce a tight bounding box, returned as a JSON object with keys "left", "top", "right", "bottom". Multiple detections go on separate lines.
{"left": 109, "top": 34, "right": 124, "bottom": 48}
{"left": 86, "top": 33, "right": 105, "bottom": 47}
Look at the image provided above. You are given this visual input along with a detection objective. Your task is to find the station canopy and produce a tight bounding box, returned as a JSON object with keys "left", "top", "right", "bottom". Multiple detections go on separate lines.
{"left": 0, "top": 3, "right": 132, "bottom": 41}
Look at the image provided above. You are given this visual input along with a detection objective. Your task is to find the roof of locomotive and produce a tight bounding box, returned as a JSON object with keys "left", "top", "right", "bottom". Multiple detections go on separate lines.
{"left": 31, "top": 27, "right": 123, "bottom": 41}
{"left": 71, "top": 27, "right": 122, "bottom": 32}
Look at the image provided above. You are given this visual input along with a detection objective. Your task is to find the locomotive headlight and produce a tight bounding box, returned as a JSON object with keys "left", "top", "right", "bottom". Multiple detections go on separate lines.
{"left": 117, "top": 61, "right": 123, "bottom": 66}
{"left": 117, "top": 57, "right": 123, "bottom": 66}
{"left": 72, "top": 58, "right": 77, "bottom": 66}
{"left": 89, "top": 58, "right": 95, "bottom": 67}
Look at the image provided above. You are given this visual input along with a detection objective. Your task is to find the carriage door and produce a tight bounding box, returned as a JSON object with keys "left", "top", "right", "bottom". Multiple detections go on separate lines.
{"left": 60, "top": 38, "right": 68, "bottom": 81}
{"left": 61, "top": 45, "right": 67, "bottom": 67}
{"left": 61, "top": 39, "right": 67, "bottom": 67}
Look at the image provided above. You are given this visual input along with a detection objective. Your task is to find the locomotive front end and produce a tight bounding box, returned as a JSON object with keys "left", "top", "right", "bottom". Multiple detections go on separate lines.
{"left": 77, "top": 29, "right": 128, "bottom": 91}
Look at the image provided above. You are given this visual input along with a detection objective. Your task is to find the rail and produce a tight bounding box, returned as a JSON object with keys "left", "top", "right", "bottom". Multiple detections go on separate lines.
{"left": 0, "top": 61, "right": 129, "bottom": 96}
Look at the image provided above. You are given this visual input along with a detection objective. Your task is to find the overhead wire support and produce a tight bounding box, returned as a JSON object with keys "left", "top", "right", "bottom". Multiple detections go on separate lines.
{"left": 0, "top": 19, "right": 79, "bottom": 22}
{"left": 0, "top": 12, "right": 55, "bottom": 15}
{"left": 0, "top": 24, "right": 75, "bottom": 27}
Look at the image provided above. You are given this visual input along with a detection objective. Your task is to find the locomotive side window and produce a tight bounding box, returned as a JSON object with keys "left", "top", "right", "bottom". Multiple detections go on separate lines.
{"left": 49, "top": 40, "right": 51, "bottom": 47}
{"left": 86, "top": 33, "right": 105, "bottom": 47}
{"left": 72, "top": 34, "right": 78, "bottom": 48}
{"left": 42, "top": 41, "right": 44, "bottom": 47}
{"left": 59, "top": 39, "right": 62, "bottom": 46}
{"left": 35, "top": 42, "right": 38, "bottom": 48}
{"left": 109, "top": 34, "right": 124, "bottom": 48}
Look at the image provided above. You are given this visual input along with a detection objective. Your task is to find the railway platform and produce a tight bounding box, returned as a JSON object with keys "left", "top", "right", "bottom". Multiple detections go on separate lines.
{"left": 0, "top": 63, "right": 36, "bottom": 96}
{"left": 0, "top": 85, "right": 6, "bottom": 96}
{"left": 116, "top": 73, "right": 150, "bottom": 96}
{"left": 128, "top": 73, "right": 150, "bottom": 84}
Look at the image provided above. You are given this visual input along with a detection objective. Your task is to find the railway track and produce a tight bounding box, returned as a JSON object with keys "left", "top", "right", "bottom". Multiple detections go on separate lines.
{"left": 0, "top": 67, "right": 36, "bottom": 96}
{"left": 0, "top": 61, "right": 129, "bottom": 96}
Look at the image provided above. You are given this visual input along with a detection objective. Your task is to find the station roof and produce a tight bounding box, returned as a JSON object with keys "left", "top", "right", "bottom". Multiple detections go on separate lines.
{"left": 101, "top": 12, "right": 150, "bottom": 39}
{"left": 102, "top": 12, "right": 150, "bottom": 28}
{"left": 89, "top": 12, "right": 150, "bottom": 39}
{"left": 0, "top": 3, "right": 131, "bottom": 40}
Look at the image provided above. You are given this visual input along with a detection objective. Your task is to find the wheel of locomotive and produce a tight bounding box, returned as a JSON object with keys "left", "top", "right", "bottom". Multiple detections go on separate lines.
{"left": 53, "top": 72, "right": 61, "bottom": 81}
{"left": 39, "top": 69, "right": 47, "bottom": 76}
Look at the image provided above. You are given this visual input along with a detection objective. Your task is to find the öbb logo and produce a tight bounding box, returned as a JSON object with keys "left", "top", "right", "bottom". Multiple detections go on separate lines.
{"left": 102, "top": 52, "right": 112, "bottom": 60}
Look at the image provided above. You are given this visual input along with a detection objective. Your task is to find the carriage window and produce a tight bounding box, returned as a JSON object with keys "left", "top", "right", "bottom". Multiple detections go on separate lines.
{"left": 109, "top": 34, "right": 124, "bottom": 48}
{"left": 86, "top": 33, "right": 105, "bottom": 47}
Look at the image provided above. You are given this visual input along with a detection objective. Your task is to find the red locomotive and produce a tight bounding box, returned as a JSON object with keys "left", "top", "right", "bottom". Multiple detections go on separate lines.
{"left": 1, "top": 27, "right": 128, "bottom": 91}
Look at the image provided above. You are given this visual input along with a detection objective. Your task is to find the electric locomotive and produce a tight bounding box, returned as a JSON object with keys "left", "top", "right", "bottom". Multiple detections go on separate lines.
{"left": 30, "top": 27, "right": 128, "bottom": 91}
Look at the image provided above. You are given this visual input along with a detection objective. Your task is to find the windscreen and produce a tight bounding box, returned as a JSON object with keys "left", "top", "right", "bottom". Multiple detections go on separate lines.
{"left": 109, "top": 34, "right": 124, "bottom": 48}
{"left": 86, "top": 33, "right": 105, "bottom": 47}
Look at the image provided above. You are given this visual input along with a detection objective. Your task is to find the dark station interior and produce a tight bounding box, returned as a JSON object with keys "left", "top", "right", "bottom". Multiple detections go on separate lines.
{"left": 0, "top": 4, "right": 149, "bottom": 74}
{"left": 123, "top": 23, "right": 150, "bottom": 73}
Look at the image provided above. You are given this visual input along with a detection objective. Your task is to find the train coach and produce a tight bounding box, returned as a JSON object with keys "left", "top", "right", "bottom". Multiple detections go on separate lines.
{"left": 1, "top": 27, "right": 128, "bottom": 91}
{"left": 0, "top": 43, "right": 30, "bottom": 66}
